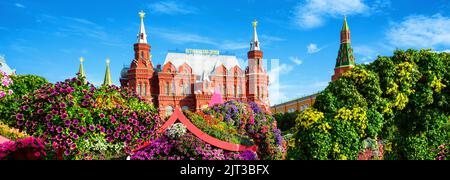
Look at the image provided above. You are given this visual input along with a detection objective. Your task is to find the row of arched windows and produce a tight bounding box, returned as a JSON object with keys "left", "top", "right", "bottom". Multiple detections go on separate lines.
{"left": 137, "top": 83, "right": 147, "bottom": 96}
{"left": 164, "top": 80, "right": 191, "bottom": 96}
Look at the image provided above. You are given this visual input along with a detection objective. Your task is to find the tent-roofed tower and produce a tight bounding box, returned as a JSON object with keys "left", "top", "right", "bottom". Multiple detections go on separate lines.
{"left": 103, "top": 58, "right": 113, "bottom": 86}
{"left": 124, "top": 10, "right": 157, "bottom": 102}
{"left": 246, "top": 19, "right": 270, "bottom": 108}
{"left": 78, "top": 57, "right": 87, "bottom": 84}
{"left": 332, "top": 16, "right": 356, "bottom": 81}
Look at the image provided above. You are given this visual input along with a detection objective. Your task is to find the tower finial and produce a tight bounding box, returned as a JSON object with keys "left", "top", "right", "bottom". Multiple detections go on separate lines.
{"left": 103, "top": 58, "right": 113, "bottom": 86}
{"left": 250, "top": 19, "right": 260, "bottom": 51}
{"left": 137, "top": 10, "right": 148, "bottom": 44}
{"left": 78, "top": 57, "right": 86, "bottom": 84}
{"left": 139, "top": 10, "right": 146, "bottom": 20}
{"left": 342, "top": 16, "right": 349, "bottom": 31}
{"left": 252, "top": 19, "right": 258, "bottom": 28}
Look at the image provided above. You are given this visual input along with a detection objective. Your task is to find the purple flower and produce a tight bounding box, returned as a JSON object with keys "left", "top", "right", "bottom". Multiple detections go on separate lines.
{"left": 126, "top": 134, "right": 132, "bottom": 141}
{"left": 100, "top": 127, "right": 106, "bottom": 133}
{"left": 25, "top": 121, "right": 31, "bottom": 127}
{"left": 56, "top": 126, "right": 63, "bottom": 133}
{"left": 37, "top": 109, "right": 44, "bottom": 114}
{"left": 70, "top": 143, "right": 77, "bottom": 150}
{"left": 21, "top": 106, "right": 29, "bottom": 111}
{"left": 64, "top": 120, "right": 71, "bottom": 127}
{"left": 89, "top": 125, "right": 95, "bottom": 131}
{"left": 45, "top": 114, "right": 53, "bottom": 120}
{"left": 106, "top": 129, "right": 112, "bottom": 134}
{"left": 99, "top": 113, "right": 105, "bottom": 119}
{"left": 51, "top": 109, "right": 58, "bottom": 115}
{"left": 81, "top": 127, "right": 87, "bottom": 134}
{"left": 110, "top": 116, "right": 117, "bottom": 124}
{"left": 59, "top": 102, "right": 67, "bottom": 108}
{"left": 106, "top": 137, "right": 113, "bottom": 142}
{"left": 73, "top": 134, "right": 79, "bottom": 140}
{"left": 61, "top": 113, "right": 68, "bottom": 119}
{"left": 139, "top": 126, "right": 145, "bottom": 131}
{"left": 96, "top": 124, "right": 101, "bottom": 129}
{"left": 64, "top": 150, "right": 70, "bottom": 156}
{"left": 82, "top": 101, "right": 89, "bottom": 107}
{"left": 17, "top": 120, "right": 24, "bottom": 126}
{"left": 114, "top": 132, "right": 120, "bottom": 139}
{"left": 73, "top": 119, "right": 79, "bottom": 125}
{"left": 15, "top": 113, "right": 24, "bottom": 121}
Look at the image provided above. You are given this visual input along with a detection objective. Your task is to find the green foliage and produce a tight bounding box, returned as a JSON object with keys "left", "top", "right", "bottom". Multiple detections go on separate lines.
{"left": 289, "top": 49, "right": 450, "bottom": 160}
{"left": 0, "top": 74, "right": 48, "bottom": 126}
{"left": 273, "top": 111, "right": 298, "bottom": 132}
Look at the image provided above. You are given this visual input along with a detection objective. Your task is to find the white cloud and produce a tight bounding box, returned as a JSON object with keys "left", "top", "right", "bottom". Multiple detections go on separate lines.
{"left": 289, "top": 56, "right": 303, "bottom": 65}
{"left": 293, "top": 0, "right": 368, "bottom": 29}
{"left": 307, "top": 43, "right": 321, "bottom": 54}
{"left": 387, "top": 14, "right": 450, "bottom": 48}
{"left": 219, "top": 41, "right": 248, "bottom": 50}
{"left": 260, "top": 35, "right": 285, "bottom": 42}
{"left": 293, "top": 0, "right": 390, "bottom": 29}
{"left": 15, "top": 3, "right": 25, "bottom": 8}
{"left": 149, "top": 1, "right": 197, "bottom": 15}
{"left": 354, "top": 45, "right": 377, "bottom": 62}
{"left": 153, "top": 28, "right": 215, "bottom": 45}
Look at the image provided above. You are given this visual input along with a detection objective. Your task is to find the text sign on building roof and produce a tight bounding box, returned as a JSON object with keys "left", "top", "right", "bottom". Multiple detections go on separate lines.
{"left": 185, "top": 49, "right": 220, "bottom": 55}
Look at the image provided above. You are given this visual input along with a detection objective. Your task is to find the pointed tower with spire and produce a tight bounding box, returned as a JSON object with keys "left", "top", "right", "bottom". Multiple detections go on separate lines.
{"left": 103, "top": 58, "right": 113, "bottom": 86}
{"left": 126, "top": 10, "right": 157, "bottom": 102}
{"left": 246, "top": 19, "right": 269, "bottom": 107}
{"left": 78, "top": 57, "right": 87, "bottom": 84}
{"left": 332, "top": 16, "right": 356, "bottom": 81}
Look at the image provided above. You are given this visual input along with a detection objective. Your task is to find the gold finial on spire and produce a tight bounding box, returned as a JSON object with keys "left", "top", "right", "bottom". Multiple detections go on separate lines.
{"left": 139, "top": 10, "right": 146, "bottom": 20}
{"left": 106, "top": 58, "right": 110, "bottom": 65}
{"left": 80, "top": 57, "right": 85, "bottom": 63}
{"left": 252, "top": 19, "right": 258, "bottom": 28}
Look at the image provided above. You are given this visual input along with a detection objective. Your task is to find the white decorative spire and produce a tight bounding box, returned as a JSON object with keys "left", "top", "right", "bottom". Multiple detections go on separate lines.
{"left": 137, "top": 10, "right": 148, "bottom": 44}
{"left": 250, "top": 19, "right": 260, "bottom": 51}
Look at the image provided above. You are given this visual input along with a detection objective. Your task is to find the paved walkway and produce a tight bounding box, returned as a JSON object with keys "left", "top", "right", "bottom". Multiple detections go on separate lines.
{"left": 0, "top": 135, "right": 11, "bottom": 144}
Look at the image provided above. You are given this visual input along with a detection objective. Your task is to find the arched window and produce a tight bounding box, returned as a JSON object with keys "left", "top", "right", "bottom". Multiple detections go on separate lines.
{"left": 143, "top": 83, "right": 147, "bottom": 96}
{"left": 165, "top": 106, "right": 173, "bottom": 117}
{"left": 237, "top": 85, "right": 241, "bottom": 97}
{"left": 165, "top": 81, "right": 169, "bottom": 95}
{"left": 170, "top": 81, "right": 175, "bottom": 96}
{"left": 233, "top": 85, "right": 237, "bottom": 97}
{"left": 221, "top": 85, "right": 226, "bottom": 96}
{"left": 140, "top": 51, "right": 144, "bottom": 59}
{"left": 137, "top": 84, "right": 141, "bottom": 96}
{"left": 257, "top": 87, "right": 260, "bottom": 97}
{"left": 180, "top": 81, "right": 185, "bottom": 96}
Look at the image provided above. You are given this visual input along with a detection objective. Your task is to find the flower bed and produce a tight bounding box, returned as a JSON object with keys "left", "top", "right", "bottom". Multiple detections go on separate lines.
{"left": 0, "top": 137, "right": 56, "bottom": 160}
{"left": 131, "top": 123, "right": 258, "bottom": 160}
{"left": 184, "top": 101, "right": 285, "bottom": 160}
{"left": 13, "top": 75, "right": 162, "bottom": 160}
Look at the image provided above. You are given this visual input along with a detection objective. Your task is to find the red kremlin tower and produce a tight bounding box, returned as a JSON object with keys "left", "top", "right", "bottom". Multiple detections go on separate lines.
{"left": 332, "top": 16, "right": 356, "bottom": 81}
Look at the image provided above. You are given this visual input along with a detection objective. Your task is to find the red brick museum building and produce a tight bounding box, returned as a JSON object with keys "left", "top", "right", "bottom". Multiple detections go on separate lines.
{"left": 120, "top": 11, "right": 270, "bottom": 117}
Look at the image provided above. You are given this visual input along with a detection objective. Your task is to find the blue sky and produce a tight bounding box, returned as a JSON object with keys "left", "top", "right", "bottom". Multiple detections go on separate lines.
{"left": 1, "top": 0, "right": 449, "bottom": 105}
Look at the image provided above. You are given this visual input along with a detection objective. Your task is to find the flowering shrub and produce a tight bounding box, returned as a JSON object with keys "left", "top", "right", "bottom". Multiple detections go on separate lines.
{"left": 185, "top": 101, "right": 285, "bottom": 160}
{"left": 165, "top": 123, "right": 187, "bottom": 139}
{"left": 0, "top": 74, "right": 48, "bottom": 127}
{"left": 130, "top": 132, "right": 257, "bottom": 160}
{"left": 13, "top": 75, "right": 161, "bottom": 160}
{"left": 358, "top": 138, "right": 384, "bottom": 160}
{"left": 0, "top": 137, "right": 55, "bottom": 160}
{"left": 0, "top": 70, "right": 13, "bottom": 99}
{"left": 433, "top": 144, "right": 449, "bottom": 160}
{"left": 288, "top": 49, "right": 449, "bottom": 160}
